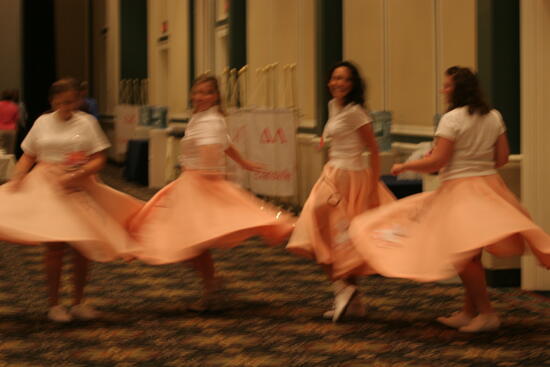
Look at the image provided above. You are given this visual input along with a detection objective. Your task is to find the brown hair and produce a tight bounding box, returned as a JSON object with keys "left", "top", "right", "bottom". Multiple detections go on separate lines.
{"left": 445, "top": 66, "right": 490, "bottom": 115}
{"left": 49, "top": 78, "right": 80, "bottom": 100}
{"left": 328, "top": 61, "right": 367, "bottom": 108}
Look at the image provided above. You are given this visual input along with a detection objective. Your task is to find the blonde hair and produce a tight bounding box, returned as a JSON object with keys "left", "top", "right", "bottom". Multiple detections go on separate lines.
{"left": 191, "top": 74, "right": 226, "bottom": 115}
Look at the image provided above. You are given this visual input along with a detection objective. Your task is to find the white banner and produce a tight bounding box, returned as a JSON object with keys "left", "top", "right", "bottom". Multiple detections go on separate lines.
{"left": 114, "top": 104, "right": 141, "bottom": 156}
{"left": 226, "top": 109, "right": 251, "bottom": 189}
{"left": 226, "top": 108, "right": 297, "bottom": 197}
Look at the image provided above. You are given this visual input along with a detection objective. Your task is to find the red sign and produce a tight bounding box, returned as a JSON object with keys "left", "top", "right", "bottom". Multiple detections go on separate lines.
{"left": 260, "top": 128, "right": 288, "bottom": 144}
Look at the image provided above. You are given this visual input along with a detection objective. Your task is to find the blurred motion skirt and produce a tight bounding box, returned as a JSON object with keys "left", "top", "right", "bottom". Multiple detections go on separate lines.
{"left": 0, "top": 163, "right": 143, "bottom": 261}
{"left": 128, "top": 170, "right": 295, "bottom": 264}
{"left": 349, "top": 174, "right": 550, "bottom": 281}
{"left": 287, "top": 164, "right": 395, "bottom": 279}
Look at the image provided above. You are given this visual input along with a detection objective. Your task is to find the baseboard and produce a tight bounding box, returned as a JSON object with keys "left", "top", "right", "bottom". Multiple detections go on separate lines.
{"left": 485, "top": 268, "right": 521, "bottom": 287}
{"left": 391, "top": 124, "right": 434, "bottom": 137}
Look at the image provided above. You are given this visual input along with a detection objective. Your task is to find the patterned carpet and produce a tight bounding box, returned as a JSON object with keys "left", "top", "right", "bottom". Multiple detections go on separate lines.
{"left": 0, "top": 165, "right": 548, "bottom": 367}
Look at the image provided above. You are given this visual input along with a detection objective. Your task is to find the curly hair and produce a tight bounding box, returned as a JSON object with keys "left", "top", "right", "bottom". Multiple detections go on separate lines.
{"left": 328, "top": 61, "right": 367, "bottom": 107}
{"left": 445, "top": 66, "right": 490, "bottom": 115}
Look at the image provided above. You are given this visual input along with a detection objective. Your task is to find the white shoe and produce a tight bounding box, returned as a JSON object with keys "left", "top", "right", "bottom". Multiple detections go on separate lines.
{"left": 48, "top": 305, "right": 73, "bottom": 323}
{"left": 459, "top": 313, "right": 501, "bottom": 333}
{"left": 331, "top": 280, "right": 357, "bottom": 322}
{"left": 436, "top": 311, "right": 475, "bottom": 329}
{"left": 71, "top": 304, "right": 101, "bottom": 320}
{"left": 323, "top": 295, "right": 366, "bottom": 319}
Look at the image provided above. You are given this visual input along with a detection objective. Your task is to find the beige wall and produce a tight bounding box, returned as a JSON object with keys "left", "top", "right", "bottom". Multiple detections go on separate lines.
{"left": 176, "top": 0, "right": 317, "bottom": 121}
{"left": 387, "top": 0, "right": 435, "bottom": 132}
{"left": 92, "top": 0, "right": 107, "bottom": 114}
{"left": 103, "top": 0, "right": 120, "bottom": 115}
{"left": 247, "top": 0, "right": 316, "bottom": 125}
{"left": 343, "top": 0, "right": 384, "bottom": 112}
{"left": 139, "top": 0, "right": 477, "bottom": 127}
{"left": 148, "top": 0, "right": 190, "bottom": 117}
{"left": 437, "top": 0, "right": 476, "bottom": 113}
{"left": 97, "top": 0, "right": 190, "bottom": 116}
{"left": 193, "top": 0, "right": 215, "bottom": 77}
{"left": 54, "top": 0, "right": 89, "bottom": 82}
{"left": 521, "top": 0, "right": 550, "bottom": 290}
{"left": 0, "top": 0, "right": 22, "bottom": 92}
{"left": 344, "top": 0, "right": 476, "bottom": 136}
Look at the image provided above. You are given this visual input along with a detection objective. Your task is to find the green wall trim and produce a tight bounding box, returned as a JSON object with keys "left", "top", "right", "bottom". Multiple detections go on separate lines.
{"left": 229, "top": 0, "right": 246, "bottom": 70}
{"left": 316, "top": 0, "right": 342, "bottom": 135}
{"left": 120, "top": 0, "right": 148, "bottom": 80}
{"left": 477, "top": 0, "right": 520, "bottom": 154}
{"left": 189, "top": 0, "right": 195, "bottom": 92}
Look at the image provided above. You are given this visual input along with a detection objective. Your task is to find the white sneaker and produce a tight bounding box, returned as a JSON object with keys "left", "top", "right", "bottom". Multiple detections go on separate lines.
{"left": 71, "top": 304, "right": 101, "bottom": 320}
{"left": 459, "top": 313, "right": 501, "bottom": 333}
{"left": 331, "top": 280, "right": 357, "bottom": 322}
{"left": 48, "top": 305, "right": 73, "bottom": 323}
{"left": 323, "top": 295, "right": 366, "bottom": 319}
{"left": 436, "top": 311, "right": 475, "bottom": 329}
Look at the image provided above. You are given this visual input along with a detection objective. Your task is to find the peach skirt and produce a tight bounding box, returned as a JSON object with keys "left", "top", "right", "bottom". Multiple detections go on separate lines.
{"left": 0, "top": 163, "right": 143, "bottom": 262}
{"left": 349, "top": 174, "right": 550, "bottom": 281}
{"left": 286, "top": 164, "right": 395, "bottom": 279}
{"left": 128, "top": 170, "right": 295, "bottom": 264}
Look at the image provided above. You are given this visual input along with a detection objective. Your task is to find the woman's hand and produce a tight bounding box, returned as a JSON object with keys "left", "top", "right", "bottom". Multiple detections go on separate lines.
{"left": 7, "top": 174, "right": 25, "bottom": 192}
{"left": 58, "top": 168, "right": 87, "bottom": 193}
{"left": 58, "top": 151, "right": 105, "bottom": 192}
{"left": 225, "top": 145, "right": 267, "bottom": 173}
{"left": 391, "top": 163, "right": 406, "bottom": 176}
{"left": 7, "top": 153, "right": 36, "bottom": 192}
{"left": 240, "top": 159, "right": 266, "bottom": 173}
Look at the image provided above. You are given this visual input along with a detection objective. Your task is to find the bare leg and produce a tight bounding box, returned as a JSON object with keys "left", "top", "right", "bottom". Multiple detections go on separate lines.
{"left": 452, "top": 253, "right": 501, "bottom": 332}
{"left": 72, "top": 249, "right": 90, "bottom": 306}
{"left": 346, "top": 275, "right": 358, "bottom": 286}
{"left": 458, "top": 254, "right": 494, "bottom": 315}
{"left": 322, "top": 264, "right": 333, "bottom": 280}
{"left": 322, "top": 265, "right": 359, "bottom": 322}
{"left": 188, "top": 251, "right": 216, "bottom": 289}
{"left": 323, "top": 264, "right": 357, "bottom": 285}
{"left": 44, "top": 243, "right": 66, "bottom": 307}
{"left": 186, "top": 251, "right": 222, "bottom": 311}
{"left": 461, "top": 286, "right": 477, "bottom": 316}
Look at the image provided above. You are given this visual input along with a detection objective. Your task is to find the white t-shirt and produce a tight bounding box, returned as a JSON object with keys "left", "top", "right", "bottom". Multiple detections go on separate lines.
{"left": 323, "top": 100, "right": 372, "bottom": 170}
{"left": 435, "top": 106, "right": 506, "bottom": 181}
{"left": 21, "top": 111, "right": 110, "bottom": 164}
{"left": 179, "top": 106, "right": 231, "bottom": 171}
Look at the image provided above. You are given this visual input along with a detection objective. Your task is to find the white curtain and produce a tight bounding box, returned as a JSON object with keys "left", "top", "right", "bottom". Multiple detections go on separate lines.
{"left": 113, "top": 104, "right": 141, "bottom": 157}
